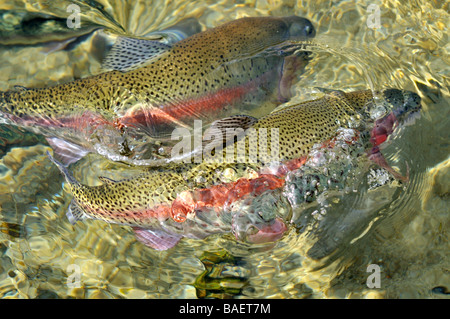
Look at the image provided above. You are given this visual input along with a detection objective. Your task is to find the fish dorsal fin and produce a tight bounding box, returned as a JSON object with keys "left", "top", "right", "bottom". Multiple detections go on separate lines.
{"left": 314, "top": 87, "right": 345, "bottom": 95}
{"left": 13, "top": 85, "right": 29, "bottom": 91}
{"left": 66, "top": 198, "right": 89, "bottom": 225}
{"left": 98, "top": 176, "right": 117, "bottom": 185}
{"left": 102, "top": 36, "right": 172, "bottom": 72}
{"left": 203, "top": 115, "right": 258, "bottom": 152}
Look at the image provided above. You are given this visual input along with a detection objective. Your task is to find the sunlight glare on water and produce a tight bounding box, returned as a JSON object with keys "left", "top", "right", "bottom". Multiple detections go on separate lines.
{"left": 0, "top": 0, "right": 448, "bottom": 299}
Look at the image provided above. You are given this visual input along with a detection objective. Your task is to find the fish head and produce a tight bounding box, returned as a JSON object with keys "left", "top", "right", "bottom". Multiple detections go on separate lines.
{"left": 369, "top": 89, "right": 422, "bottom": 147}
{"left": 383, "top": 89, "right": 422, "bottom": 123}
{"left": 281, "top": 16, "right": 316, "bottom": 40}
{"left": 222, "top": 16, "right": 316, "bottom": 59}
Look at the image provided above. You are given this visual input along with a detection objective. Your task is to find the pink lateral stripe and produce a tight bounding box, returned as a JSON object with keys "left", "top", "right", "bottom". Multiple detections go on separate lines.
{"left": 170, "top": 173, "right": 285, "bottom": 223}
{"left": 118, "top": 83, "right": 254, "bottom": 129}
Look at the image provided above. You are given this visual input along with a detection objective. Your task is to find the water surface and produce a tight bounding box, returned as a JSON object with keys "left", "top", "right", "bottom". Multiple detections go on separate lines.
{"left": 0, "top": 0, "right": 448, "bottom": 299}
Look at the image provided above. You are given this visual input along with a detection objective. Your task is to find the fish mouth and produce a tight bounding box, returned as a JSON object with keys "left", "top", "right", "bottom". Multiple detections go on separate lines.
{"left": 399, "top": 109, "right": 421, "bottom": 127}
{"left": 232, "top": 211, "right": 288, "bottom": 244}
{"left": 245, "top": 218, "right": 288, "bottom": 244}
{"left": 369, "top": 88, "right": 422, "bottom": 145}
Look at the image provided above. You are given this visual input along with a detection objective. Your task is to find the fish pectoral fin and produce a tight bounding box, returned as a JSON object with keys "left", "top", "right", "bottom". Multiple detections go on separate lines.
{"left": 102, "top": 36, "right": 172, "bottom": 72}
{"left": 132, "top": 226, "right": 182, "bottom": 250}
{"left": 209, "top": 115, "right": 259, "bottom": 131}
{"left": 203, "top": 115, "right": 258, "bottom": 150}
{"left": 67, "top": 198, "right": 89, "bottom": 225}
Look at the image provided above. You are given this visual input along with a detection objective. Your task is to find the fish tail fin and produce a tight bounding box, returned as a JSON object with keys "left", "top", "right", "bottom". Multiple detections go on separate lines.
{"left": 46, "top": 150, "right": 79, "bottom": 185}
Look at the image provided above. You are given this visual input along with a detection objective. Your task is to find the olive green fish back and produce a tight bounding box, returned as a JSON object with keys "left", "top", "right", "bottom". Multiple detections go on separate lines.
{"left": 0, "top": 16, "right": 313, "bottom": 123}
{"left": 61, "top": 89, "right": 375, "bottom": 225}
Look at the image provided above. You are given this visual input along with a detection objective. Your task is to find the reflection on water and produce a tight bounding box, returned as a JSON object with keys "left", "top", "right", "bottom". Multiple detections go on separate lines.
{"left": 0, "top": 0, "right": 449, "bottom": 298}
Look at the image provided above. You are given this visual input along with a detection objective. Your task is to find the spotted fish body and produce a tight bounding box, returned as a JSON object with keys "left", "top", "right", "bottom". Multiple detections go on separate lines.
{"left": 49, "top": 89, "right": 421, "bottom": 250}
{"left": 1, "top": 16, "right": 315, "bottom": 163}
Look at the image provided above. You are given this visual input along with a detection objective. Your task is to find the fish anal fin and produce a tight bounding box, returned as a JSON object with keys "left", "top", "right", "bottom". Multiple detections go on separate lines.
{"left": 102, "top": 37, "right": 171, "bottom": 72}
{"left": 132, "top": 227, "right": 182, "bottom": 250}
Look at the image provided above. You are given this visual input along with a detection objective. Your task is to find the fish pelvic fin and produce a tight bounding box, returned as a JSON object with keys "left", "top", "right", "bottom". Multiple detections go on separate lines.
{"left": 46, "top": 150, "right": 79, "bottom": 185}
{"left": 67, "top": 198, "right": 89, "bottom": 224}
{"left": 102, "top": 36, "right": 172, "bottom": 72}
{"left": 369, "top": 148, "right": 410, "bottom": 183}
{"left": 132, "top": 226, "right": 182, "bottom": 250}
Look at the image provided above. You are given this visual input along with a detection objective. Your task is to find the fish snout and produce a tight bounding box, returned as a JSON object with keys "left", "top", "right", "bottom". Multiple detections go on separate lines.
{"left": 246, "top": 217, "right": 287, "bottom": 244}
{"left": 283, "top": 16, "right": 316, "bottom": 39}
{"left": 232, "top": 210, "right": 287, "bottom": 244}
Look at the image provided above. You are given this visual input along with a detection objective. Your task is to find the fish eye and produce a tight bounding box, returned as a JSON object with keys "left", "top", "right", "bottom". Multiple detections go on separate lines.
{"left": 257, "top": 210, "right": 265, "bottom": 220}
{"left": 303, "top": 24, "right": 314, "bottom": 36}
{"left": 289, "top": 21, "right": 315, "bottom": 38}
{"left": 284, "top": 16, "right": 315, "bottom": 38}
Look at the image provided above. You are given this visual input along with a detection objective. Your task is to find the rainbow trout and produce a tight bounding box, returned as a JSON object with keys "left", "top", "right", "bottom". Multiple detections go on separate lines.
{"left": 1, "top": 16, "right": 315, "bottom": 164}
{"left": 48, "top": 88, "right": 421, "bottom": 250}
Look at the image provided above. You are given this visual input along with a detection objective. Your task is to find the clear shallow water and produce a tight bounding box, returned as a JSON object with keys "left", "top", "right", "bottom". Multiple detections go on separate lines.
{"left": 0, "top": 0, "right": 448, "bottom": 299}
